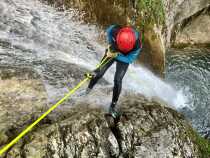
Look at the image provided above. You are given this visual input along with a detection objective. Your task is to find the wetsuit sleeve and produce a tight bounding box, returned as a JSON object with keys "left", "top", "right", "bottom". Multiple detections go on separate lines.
{"left": 117, "top": 48, "right": 141, "bottom": 64}
{"left": 106, "top": 25, "right": 116, "bottom": 44}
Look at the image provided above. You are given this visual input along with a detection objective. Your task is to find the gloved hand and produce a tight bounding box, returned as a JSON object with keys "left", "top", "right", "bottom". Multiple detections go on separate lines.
{"left": 107, "top": 51, "right": 118, "bottom": 58}
{"left": 106, "top": 45, "right": 118, "bottom": 58}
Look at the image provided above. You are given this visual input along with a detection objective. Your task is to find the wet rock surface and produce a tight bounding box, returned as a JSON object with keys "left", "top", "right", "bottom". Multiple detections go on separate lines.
{"left": 5, "top": 97, "right": 201, "bottom": 158}
{"left": 174, "top": 14, "right": 210, "bottom": 47}
{"left": 0, "top": 66, "right": 48, "bottom": 147}
{"left": 164, "top": 0, "right": 210, "bottom": 47}
{"left": 0, "top": 67, "right": 201, "bottom": 158}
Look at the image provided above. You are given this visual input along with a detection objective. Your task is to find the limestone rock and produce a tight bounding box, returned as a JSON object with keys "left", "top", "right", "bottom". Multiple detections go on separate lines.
{"left": 175, "top": 14, "right": 210, "bottom": 46}
{"left": 163, "top": 0, "right": 210, "bottom": 47}
{"left": 4, "top": 96, "right": 201, "bottom": 158}
{"left": 0, "top": 66, "right": 48, "bottom": 148}
{"left": 0, "top": 66, "right": 204, "bottom": 157}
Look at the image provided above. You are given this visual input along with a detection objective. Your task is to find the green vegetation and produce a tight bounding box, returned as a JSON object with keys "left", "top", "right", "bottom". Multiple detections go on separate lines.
{"left": 188, "top": 128, "right": 210, "bottom": 157}
{"left": 195, "top": 134, "right": 210, "bottom": 157}
{"left": 137, "top": 0, "right": 165, "bottom": 28}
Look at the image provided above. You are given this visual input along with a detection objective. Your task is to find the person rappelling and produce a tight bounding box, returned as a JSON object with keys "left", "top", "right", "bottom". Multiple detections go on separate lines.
{"left": 85, "top": 24, "right": 143, "bottom": 118}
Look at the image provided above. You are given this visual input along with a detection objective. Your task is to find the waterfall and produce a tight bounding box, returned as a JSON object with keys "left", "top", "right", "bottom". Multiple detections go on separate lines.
{"left": 0, "top": 0, "right": 187, "bottom": 109}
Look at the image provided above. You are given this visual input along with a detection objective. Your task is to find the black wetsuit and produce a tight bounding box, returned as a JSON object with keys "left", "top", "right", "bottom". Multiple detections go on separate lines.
{"left": 88, "top": 57, "right": 129, "bottom": 106}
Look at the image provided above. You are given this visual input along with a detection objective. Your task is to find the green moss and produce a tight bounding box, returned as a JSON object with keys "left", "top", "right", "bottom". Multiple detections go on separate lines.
{"left": 195, "top": 134, "right": 210, "bottom": 157}
{"left": 137, "top": 0, "right": 165, "bottom": 29}
{"left": 188, "top": 128, "right": 210, "bottom": 157}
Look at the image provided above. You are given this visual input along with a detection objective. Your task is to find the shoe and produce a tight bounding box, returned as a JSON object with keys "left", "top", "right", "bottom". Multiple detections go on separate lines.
{"left": 109, "top": 103, "right": 120, "bottom": 119}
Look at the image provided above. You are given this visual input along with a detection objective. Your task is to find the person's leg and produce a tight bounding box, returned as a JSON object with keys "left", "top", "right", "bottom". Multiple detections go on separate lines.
{"left": 88, "top": 57, "right": 114, "bottom": 89}
{"left": 110, "top": 60, "right": 129, "bottom": 109}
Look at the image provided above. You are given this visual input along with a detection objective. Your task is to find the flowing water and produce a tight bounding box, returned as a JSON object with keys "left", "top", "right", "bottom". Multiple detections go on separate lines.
{"left": 166, "top": 48, "right": 210, "bottom": 138}
{"left": 0, "top": 0, "right": 208, "bottom": 137}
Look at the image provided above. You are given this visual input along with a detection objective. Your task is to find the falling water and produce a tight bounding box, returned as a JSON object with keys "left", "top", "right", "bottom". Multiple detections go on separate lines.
{"left": 0, "top": 0, "right": 187, "bottom": 110}
{"left": 0, "top": 2, "right": 193, "bottom": 138}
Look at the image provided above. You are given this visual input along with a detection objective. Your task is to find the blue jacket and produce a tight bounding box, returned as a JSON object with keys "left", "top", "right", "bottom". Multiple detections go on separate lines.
{"left": 106, "top": 25, "right": 142, "bottom": 64}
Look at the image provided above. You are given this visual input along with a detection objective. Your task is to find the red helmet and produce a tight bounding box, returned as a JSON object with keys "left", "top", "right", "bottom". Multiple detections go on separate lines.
{"left": 116, "top": 27, "right": 136, "bottom": 54}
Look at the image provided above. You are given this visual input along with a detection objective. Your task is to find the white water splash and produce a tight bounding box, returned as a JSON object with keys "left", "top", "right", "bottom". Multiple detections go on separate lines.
{"left": 125, "top": 65, "right": 188, "bottom": 109}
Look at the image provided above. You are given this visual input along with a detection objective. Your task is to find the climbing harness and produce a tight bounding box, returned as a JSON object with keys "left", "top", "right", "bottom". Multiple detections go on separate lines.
{"left": 0, "top": 55, "right": 113, "bottom": 156}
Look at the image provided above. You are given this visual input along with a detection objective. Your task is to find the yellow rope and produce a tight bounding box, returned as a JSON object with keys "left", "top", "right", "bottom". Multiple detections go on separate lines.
{"left": 96, "top": 56, "right": 109, "bottom": 68}
{"left": 0, "top": 55, "right": 112, "bottom": 156}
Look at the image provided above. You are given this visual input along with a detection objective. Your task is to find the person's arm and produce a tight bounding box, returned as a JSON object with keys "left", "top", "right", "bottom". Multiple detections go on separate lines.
{"left": 106, "top": 25, "right": 117, "bottom": 44}
{"left": 117, "top": 48, "right": 142, "bottom": 64}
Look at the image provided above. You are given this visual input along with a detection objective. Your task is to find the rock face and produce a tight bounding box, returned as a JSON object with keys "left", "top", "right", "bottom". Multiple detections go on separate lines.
{"left": 0, "top": 67, "right": 202, "bottom": 158}
{"left": 175, "top": 14, "right": 210, "bottom": 47}
{"left": 5, "top": 96, "right": 202, "bottom": 158}
{"left": 0, "top": 66, "right": 48, "bottom": 147}
{"left": 163, "top": 0, "right": 210, "bottom": 47}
